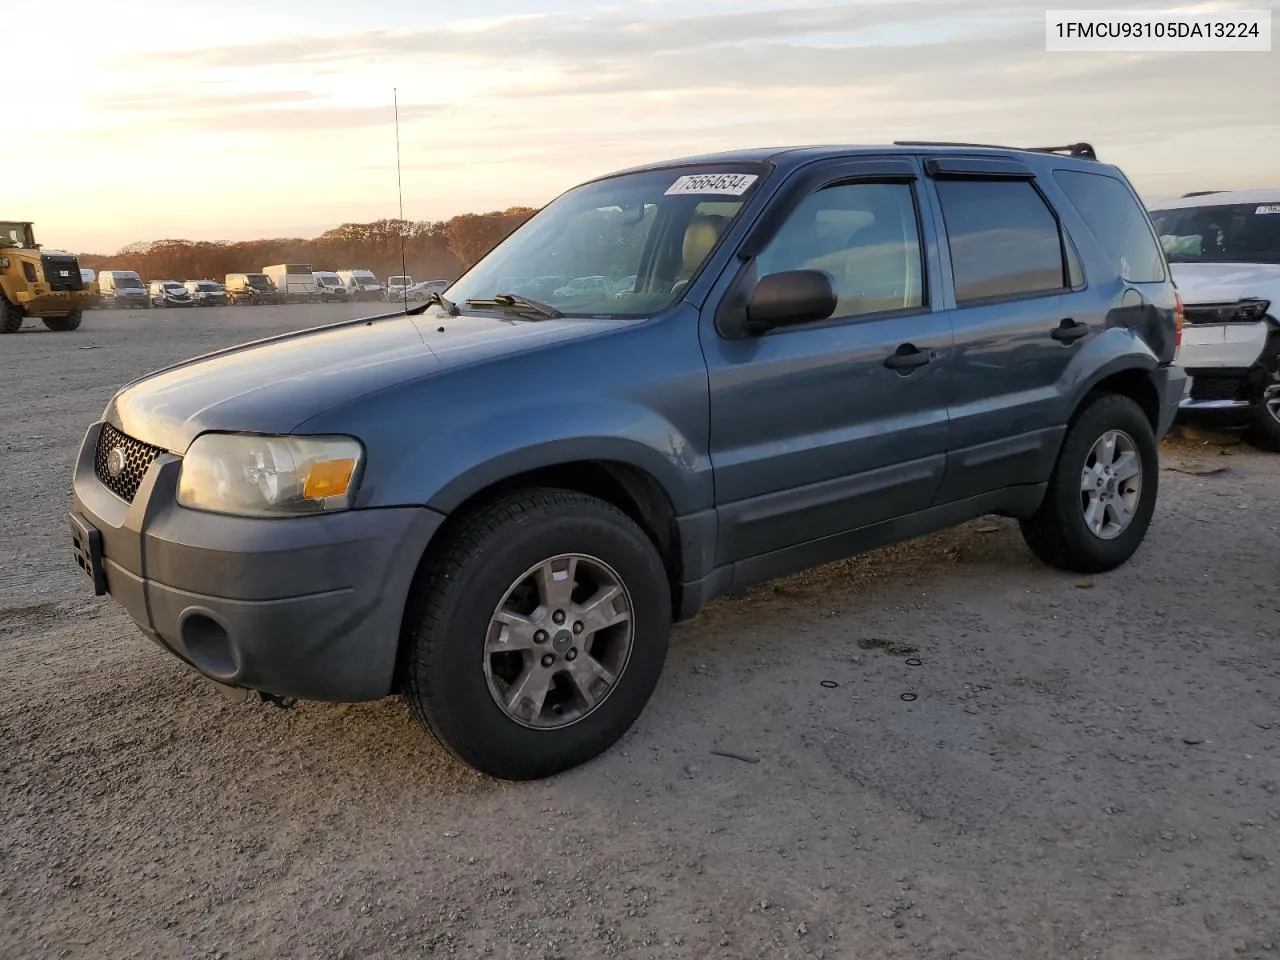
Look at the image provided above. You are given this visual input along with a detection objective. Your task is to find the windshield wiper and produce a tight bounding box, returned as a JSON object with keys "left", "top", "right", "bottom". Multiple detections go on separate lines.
{"left": 464, "top": 292, "right": 563, "bottom": 320}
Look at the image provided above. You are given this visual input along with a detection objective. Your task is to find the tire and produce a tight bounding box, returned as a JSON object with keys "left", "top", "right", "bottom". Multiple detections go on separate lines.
{"left": 0, "top": 297, "right": 22, "bottom": 334}
{"left": 1019, "top": 393, "right": 1159, "bottom": 574}
{"left": 41, "top": 309, "right": 82, "bottom": 332}
{"left": 1246, "top": 387, "right": 1280, "bottom": 452}
{"left": 402, "top": 489, "right": 671, "bottom": 780}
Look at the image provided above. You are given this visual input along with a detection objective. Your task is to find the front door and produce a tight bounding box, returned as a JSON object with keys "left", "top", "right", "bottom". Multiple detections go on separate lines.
{"left": 700, "top": 161, "right": 954, "bottom": 569}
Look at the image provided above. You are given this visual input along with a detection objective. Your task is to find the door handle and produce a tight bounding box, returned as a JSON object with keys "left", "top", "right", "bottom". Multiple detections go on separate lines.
{"left": 1051, "top": 318, "right": 1089, "bottom": 343}
{"left": 884, "top": 344, "right": 932, "bottom": 370}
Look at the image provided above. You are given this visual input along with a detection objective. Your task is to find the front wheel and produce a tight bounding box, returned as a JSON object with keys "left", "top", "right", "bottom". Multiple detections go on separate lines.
{"left": 402, "top": 489, "right": 671, "bottom": 780}
{"left": 1247, "top": 385, "right": 1280, "bottom": 452}
{"left": 42, "top": 309, "right": 82, "bottom": 332}
{"left": 0, "top": 296, "right": 22, "bottom": 334}
{"left": 1020, "top": 393, "right": 1159, "bottom": 574}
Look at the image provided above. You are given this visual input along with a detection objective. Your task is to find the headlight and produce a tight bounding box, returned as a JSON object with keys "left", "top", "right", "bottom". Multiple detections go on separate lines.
{"left": 177, "top": 433, "right": 364, "bottom": 517}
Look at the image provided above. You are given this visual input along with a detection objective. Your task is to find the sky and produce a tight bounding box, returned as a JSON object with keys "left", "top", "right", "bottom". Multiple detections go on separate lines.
{"left": 14, "top": 0, "right": 1279, "bottom": 253}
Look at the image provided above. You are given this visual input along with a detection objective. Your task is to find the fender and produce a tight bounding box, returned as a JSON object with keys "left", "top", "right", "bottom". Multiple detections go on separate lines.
{"left": 353, "top": 394, "right": 713, "bottom": 518}
{"left": 1059, "top": 324, "right": 1159, "bottom": 418}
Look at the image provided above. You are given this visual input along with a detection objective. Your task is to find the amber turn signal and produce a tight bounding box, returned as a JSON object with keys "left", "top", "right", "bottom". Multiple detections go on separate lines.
{"left": 303, "top": 458, "right": 357, "bottom": 499}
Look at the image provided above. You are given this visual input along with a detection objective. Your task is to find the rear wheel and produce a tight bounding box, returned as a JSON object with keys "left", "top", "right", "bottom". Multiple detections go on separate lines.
{"left": 41, "top": 309, "right": 82, "bottom": 332}
{"left": 0, "top": 296, "right": 22, "bottom": 334}
{"left": 1020, "top": 393, "right": 1158, "bottom": 573}
{"left": 402, "top": 489, "right": 671, "bottom": 780}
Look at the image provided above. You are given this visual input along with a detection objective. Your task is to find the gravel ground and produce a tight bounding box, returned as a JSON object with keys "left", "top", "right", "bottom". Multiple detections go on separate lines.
{"left": 2, "top": 306, "right": 1278, "bottom": 960}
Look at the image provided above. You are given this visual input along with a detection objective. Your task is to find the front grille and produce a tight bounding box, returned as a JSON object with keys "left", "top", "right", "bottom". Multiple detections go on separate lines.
{"left": 94, "top": 423, "right": 164, "bottom": 503}
{"left": 1189, "top": 375, "right": 1245, "bottom": 403}
{"left": 42, "top": 255, "right": 84, "bottom": 292}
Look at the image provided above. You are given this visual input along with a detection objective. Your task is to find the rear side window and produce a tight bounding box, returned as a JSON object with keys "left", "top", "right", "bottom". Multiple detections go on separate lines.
{"left": 1053, "top": 170, "right": 1166, "bottom": 283}
{"left": 935, "top": 180, "right": 1066, "bottom": 303}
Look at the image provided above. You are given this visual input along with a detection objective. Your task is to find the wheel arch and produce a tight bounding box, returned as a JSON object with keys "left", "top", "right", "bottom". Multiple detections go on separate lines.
{"left": 1070, "top": 354, "right": 1161, "bottom": 432}
{"left": 393, "top": 457, "right": 690, "bottom": 690}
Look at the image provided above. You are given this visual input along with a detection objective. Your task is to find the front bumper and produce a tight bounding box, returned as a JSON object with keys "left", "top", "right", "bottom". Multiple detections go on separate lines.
{"left": 70, "top": 422, "right": 444, "bottom": 701}
{"left": 14, "top": 289, "right": 93, "bottom": 314}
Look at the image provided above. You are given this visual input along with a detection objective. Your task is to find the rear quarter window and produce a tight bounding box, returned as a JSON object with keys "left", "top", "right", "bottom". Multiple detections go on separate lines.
{"left": 1052, "top": 170, "right": 1166, "bottom": 283}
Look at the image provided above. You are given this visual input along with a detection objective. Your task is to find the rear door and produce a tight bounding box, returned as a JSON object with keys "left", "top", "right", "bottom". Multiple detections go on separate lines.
{"left": 921, "top": 157, "right": 1093, "bottom": 502}
{"left": 700, "top": 157, "right": 954, "bottom": 569}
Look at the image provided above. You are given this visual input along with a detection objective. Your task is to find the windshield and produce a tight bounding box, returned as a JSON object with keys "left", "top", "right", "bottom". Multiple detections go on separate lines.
{"left": 247, "top": 274, "right": 272, "bottom": 288}
{"left": 1150, "top": 202, "right": 1280, "bottom": 265}
{"left": 0, "top": 223, "right": 34, "bottom": 248}
{"left": 445, "top": 165, "right": 763, "bottom": 317}
{"left": 163, "top": 283, "right": 185, "bottom": 291}
{"left": 116, "top": 277, "right": 143, "bottom": 289}
{"left": 196, "top": 282, "right": 220, "bottom": 291}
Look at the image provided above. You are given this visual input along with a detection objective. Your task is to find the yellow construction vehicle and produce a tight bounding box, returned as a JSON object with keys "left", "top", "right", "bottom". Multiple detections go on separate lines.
{"left": 0, "top": 221, "right": 96, "bottom": 333}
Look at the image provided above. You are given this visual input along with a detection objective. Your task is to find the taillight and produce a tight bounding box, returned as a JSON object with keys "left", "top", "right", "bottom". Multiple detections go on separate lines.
{"left": 1174, "top": 292, "right": 1185, "bottom": 350}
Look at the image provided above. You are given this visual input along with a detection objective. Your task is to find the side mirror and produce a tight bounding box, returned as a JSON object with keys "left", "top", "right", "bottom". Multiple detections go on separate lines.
{"left": 745, "top": 269, "right": 837, "bottom": 334}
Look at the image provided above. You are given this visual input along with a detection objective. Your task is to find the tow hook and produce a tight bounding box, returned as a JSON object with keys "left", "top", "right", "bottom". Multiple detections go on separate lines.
{"left": 258, "top": 692, "right": 298, "bottom": 710}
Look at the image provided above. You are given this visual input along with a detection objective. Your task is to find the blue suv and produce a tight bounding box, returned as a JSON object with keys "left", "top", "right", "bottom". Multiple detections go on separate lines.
{"left": 69, "top": 141, "right": 1186, "bottom": 779}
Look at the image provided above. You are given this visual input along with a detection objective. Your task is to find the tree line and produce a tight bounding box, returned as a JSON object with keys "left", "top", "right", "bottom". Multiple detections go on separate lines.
{"left": 77, "top": 208, "right": 539, "bottom": 282}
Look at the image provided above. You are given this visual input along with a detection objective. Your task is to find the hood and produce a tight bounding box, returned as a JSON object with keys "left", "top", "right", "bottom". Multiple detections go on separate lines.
{"left": 1170, "top": 261, "right": 1280, "bottom": 307}
{"left": 106, "top": 311, "right": 617, "bottom": 453}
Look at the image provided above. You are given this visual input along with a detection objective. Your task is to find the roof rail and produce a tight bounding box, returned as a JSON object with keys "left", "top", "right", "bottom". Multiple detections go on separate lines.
{"left": 1028, "top": 142, "right": 1097, "bottom": 160}
{"left": 893, "top": 140, "right": 1098, "bottom": 161}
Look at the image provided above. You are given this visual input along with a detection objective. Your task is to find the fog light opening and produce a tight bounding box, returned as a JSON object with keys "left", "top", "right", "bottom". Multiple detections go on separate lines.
{"left": 180, "top": 612, "right": 237, "bottom": 680}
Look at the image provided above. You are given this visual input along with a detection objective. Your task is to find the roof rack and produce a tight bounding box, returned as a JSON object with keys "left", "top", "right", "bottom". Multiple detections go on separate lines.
{"left": 894, "top": 140, "right": 1098, "bottom": 161}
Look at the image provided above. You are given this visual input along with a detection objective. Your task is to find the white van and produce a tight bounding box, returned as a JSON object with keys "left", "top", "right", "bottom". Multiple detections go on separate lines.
{"left": 338, "top": 269, "right": 382, "bottom": 301}
{"left": 98, "top": 270, "right": 150, "bottom": 309}
{"left": 262, "top": 263, "right": 319, "bottom": 303}
{"left": 312, "top": 270, "right": 351, "bottom": 302}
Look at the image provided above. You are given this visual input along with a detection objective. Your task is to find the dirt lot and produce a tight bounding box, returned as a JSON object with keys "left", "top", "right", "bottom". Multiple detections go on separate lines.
{"left": 2, "top": 305, "right": 1278, "bottom": 960}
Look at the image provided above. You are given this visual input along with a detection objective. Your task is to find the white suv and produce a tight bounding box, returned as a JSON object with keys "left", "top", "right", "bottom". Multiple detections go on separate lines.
{"left": 1149, "top": 190, "right": 1280, "bottom": 449}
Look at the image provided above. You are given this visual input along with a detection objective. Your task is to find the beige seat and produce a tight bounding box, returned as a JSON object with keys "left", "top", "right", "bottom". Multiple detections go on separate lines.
{"left": 671, "top": 215, "right": 729, "bottom": 295}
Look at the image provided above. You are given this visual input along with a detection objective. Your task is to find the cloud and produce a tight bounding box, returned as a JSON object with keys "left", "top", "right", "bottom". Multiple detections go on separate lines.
{"left": 95, "top": 89, "right": 321, "bottom": 111}
{"left": 44, "top": 0, "right": 1279, "bottom": 249}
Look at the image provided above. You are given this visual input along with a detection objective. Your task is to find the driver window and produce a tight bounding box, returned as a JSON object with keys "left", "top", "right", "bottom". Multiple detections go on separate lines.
{"left": 755, "top": 182, "right": 924, "bottom": 319}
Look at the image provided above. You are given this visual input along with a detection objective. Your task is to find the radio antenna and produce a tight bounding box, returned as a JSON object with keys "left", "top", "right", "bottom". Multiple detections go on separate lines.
{"left": 394, "top": 87, "right": 408, "bottom": 314}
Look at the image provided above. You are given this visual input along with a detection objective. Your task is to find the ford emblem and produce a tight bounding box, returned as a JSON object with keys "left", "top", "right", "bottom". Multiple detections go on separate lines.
{"left": 106, "top": 446, "right": 127, "bottom": 479}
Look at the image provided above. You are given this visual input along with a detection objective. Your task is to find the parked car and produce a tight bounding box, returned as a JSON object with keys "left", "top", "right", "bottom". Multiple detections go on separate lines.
{"left": 405, "top": 279, "right": 451, "bottom": 302}
{"left": 185, "top": 280, "right": 228, "bottom": 307}
{"left": 1147, "top": 189, "right": 1280, "bottom": 449}
{"left": 313, "top": 271, "right": 351, "bottom": 302}
{"left": 225, "top": 273, "right": 281, "bottom": 306}
{"left": 338, "top": 269, "right": 383, "bottom": 301}
{"left": 97, "top": 270, "right": 149, "bottom": 309}
{"left": 553, "top": 275, "right": 613, "bottom": 299}
{"left": 385, "top": 275, "right": 413, "bottom": 301}
{"left": 149, "top": 280, "right": 193, "bottom": 308}
{"left": 263, "top": 263, "right": 320, "bottom": 303}
{"left": 69, "top": 141, "right": 1184, "bottom": 782}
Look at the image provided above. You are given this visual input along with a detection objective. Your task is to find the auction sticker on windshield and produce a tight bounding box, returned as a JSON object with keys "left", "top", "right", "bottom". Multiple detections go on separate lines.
{"left": 665, "top": 173, "right": 759, "bottom": 196}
